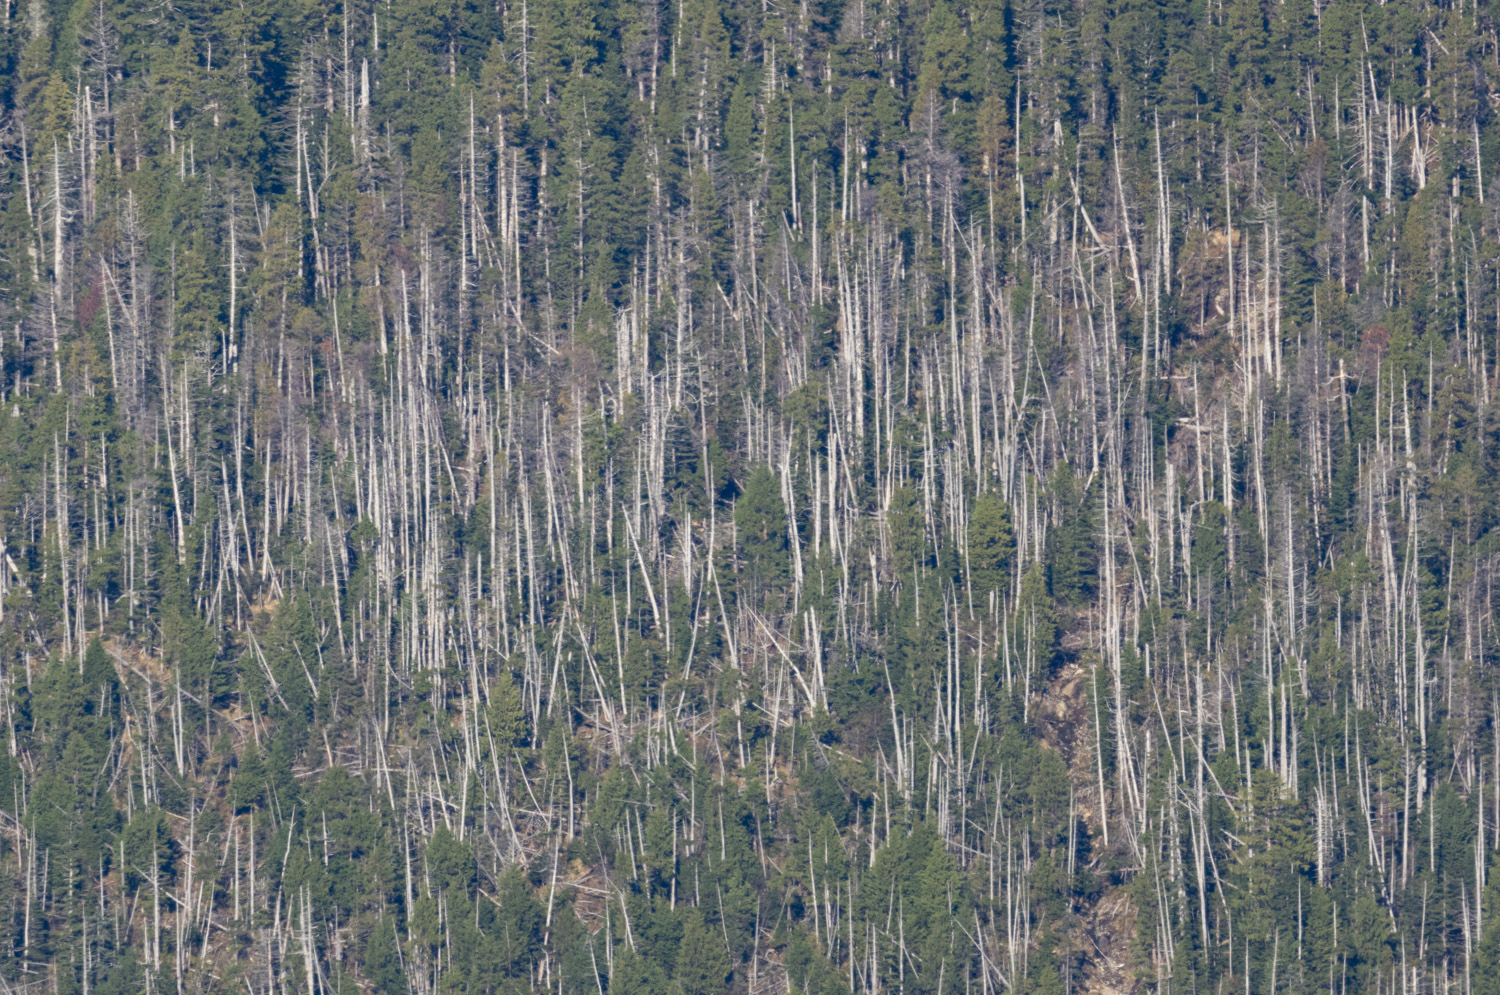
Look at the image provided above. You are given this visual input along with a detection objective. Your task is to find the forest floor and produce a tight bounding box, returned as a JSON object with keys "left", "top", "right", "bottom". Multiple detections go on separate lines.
{"left": 1037, "top": 657, "right": 1140, "bottom": 995}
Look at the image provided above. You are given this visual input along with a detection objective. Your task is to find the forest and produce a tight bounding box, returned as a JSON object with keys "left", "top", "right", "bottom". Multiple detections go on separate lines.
{"left": 0, "top": 0, "right": 1498, "bottom": 992}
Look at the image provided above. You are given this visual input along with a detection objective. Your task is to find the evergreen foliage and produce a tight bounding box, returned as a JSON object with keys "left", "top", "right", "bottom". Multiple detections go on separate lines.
{"left": 0, "top": 0, "right": 1498, "bottom": 992}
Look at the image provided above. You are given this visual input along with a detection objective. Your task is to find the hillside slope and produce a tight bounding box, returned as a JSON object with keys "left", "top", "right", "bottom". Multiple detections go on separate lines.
{"left": 0, "top": 0, "right": 1498, "bottom": 993}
